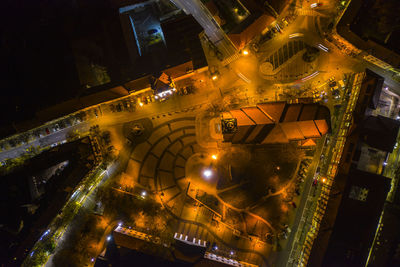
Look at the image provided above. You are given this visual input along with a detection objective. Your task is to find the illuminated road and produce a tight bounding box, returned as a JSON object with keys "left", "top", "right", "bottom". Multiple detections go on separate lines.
{"left": 3, "top": 1, "right": 400, "bottom": 266}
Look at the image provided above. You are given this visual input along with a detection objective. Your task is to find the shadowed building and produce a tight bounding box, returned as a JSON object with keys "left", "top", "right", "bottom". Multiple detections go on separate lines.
{"left": 221, "top": 102, "right": 330, "bottom": 145}
{"left": 305, "top": 70, "right": 400, "bottom": 267}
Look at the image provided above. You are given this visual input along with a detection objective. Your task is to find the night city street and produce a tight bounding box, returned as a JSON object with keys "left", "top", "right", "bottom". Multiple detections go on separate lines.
{"left": 1, "top": 0, "right": 400, "bottom": 266}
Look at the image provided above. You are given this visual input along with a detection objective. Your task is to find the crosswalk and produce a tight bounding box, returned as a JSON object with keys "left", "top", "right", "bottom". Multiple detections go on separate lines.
{"left": 222, "top": 52, "right": 241, "bottom": 66}
{"left": 297, "top": 9, "right": 316, "bottom": 16}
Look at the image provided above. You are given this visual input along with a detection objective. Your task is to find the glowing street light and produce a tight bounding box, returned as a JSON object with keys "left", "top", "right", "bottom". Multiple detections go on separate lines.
{"left": 322, "top": 177, "right": 327, "bottom": 183}
{"left": 212, "top": 75, "right": 218, "bottom": 81}
{"left": 107, "top": 236, "right": 112, "bottom": 241}
{"left": 139, "top": 102, "right": 144, "bottom": 107}
{"left": 203, "top": 169, "right": 213, "bottom": 179}
{"left": 242, "top": 50, "right": 249, "bottom": 56}
{"left": 211, "top": 154, "right": 218, "bottom": 160}
{"left": 141, "top": 190, "right": 147, "bottom": 197}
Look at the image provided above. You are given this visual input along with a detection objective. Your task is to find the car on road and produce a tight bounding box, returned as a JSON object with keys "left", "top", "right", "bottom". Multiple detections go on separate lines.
{"left": 53, "top": 124, "right": 60, "bottom": 132}
{"left": 311, "top": 2, "right": 323, "bottom": 8}
{"left": 338, "top": 80, "right": 345, "bottom": 89}
{"left": 332, "top": 89, "right": 341, "bottom": 100}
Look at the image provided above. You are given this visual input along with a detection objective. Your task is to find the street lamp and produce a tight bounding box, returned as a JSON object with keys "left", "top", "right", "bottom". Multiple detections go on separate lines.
{"left": 139, "top": 102, "right": 144, "bottom": 107}
{"left": 212, "top": 75, "right": 218, "bottom": 81}
{"left": 141, "top": 190, "right": 147, "bottom": 197}
{"left": 242, "top": 50, "right": 249, "bottom": 56}
{"left": 203, "top": 169, "right": 213, "bottom": 179}
{"left": 211, "top": 154, "right": 218, "bottom": 160}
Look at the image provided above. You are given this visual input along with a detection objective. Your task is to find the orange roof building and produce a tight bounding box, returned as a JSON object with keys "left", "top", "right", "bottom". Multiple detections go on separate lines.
{"left": 222, "top": 102, "right": 330, "bottom": 145}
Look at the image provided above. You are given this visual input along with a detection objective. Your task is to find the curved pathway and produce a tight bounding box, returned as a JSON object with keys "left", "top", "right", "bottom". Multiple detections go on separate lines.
{"left": 128, "top": 116, "right": 272, "bottom": 266}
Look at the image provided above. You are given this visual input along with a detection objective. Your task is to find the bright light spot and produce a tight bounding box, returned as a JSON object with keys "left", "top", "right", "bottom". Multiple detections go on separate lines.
{"left": 211, "top": 154, "right": 218, "bottom": 160}
{"left": 91, "top": 258, "right": 95, "bottom": 262}
{"left": 242, "top": 50, "right": 249, "bottom": 56}
{"left": 118, "top": 222, "right": 122, "bottom": 227}
{"left": 214, "top": 245, "right": 218, "bottom": 250}
{"left": 203, "top": 169, "right": 213, "bottom": 178}
{"left": 107, "top": 236, "right": 111, "bottom": 241}
{"left": 230, "top": 251, "right": 234, "bottom": 255}
{"left": 322, "top": 178, "right": 327, "bottom": 183}
{"left": 212, "top": 75, "right": 218, "bottom": 81}
{"left": 155, "top": 95, "right": 159, "bottom": 99}
{"left": 141, "top": 190, "right": 147, "bottom": 197}
{"left": 289, "top": 33, "right": 303, "bottom": 38}
{"left": 383, "top": 162, "right": 388, "bottom": 166}
{"left": 139, "top": 102, "right": 144, "bottom": 107}
{"left": 276, "top": 166, "right": 280, "bottom": 170}
{"left": 311, "top": 3, "right": 318, "bottom": 8}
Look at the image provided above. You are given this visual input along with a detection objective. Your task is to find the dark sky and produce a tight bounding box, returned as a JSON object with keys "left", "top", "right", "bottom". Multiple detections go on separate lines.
{"left": 0, "top": 0, "right": 81, "bottom": 127}
{"left": 0, "top": 0, "right": 134, "bottom": 132}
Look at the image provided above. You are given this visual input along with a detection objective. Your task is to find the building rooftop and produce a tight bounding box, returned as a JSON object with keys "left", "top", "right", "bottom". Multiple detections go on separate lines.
{"left": 322, "top": 169, "right": 391, "bottom": 266}
{"left": 229, "top": 110, "right": 255, "bottom": 126}
{"left": 256, "top": 102, "right": 286, "bottom": 122}
{"left": 360, "top": 115, "right": 400, "bottom": 153}
{"left": 241, "top": 107, "right": 273, "bottom": 124}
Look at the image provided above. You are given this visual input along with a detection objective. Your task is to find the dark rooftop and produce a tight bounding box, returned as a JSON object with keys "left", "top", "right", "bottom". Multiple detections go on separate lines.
{"left": 322, "top": 169, "right": 390, "bottom": 267}
{"left": 360, "top": 115, "right": 400, "bottom": 153}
